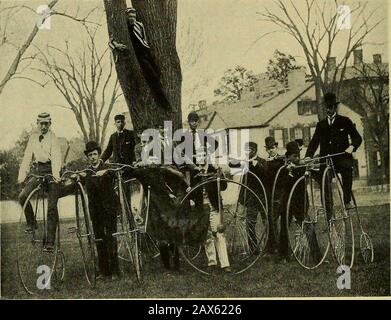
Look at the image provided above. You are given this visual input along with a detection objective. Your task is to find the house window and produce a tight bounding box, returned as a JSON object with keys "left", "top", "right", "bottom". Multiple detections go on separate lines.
{"left": 294, "top": 128, "right": 303, "bottom": 139}
{"left": 310, "top": 126, "right": 317, "bottom": 138}
{"left": 274, "top": 129, "right": 284, "bottom": 147}
{"left": 298, "top": 100, "right": 318, "bottom": 116}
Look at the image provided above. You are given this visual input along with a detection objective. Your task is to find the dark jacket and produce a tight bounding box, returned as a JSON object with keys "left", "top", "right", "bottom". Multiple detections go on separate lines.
{"left": 101, "top": 129, "right": 136, "bottom": 165}
{"left": 84, "top": 161, "right": 119, "bottom": 216}
{"left": 265, "top": 155, "right": 286, "bottom": 206}
{"left": 305, "top": 114, "right": 362, "bottom": 159}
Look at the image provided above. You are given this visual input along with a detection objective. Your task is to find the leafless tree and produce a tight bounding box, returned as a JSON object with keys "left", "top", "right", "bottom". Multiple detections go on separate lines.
{"left": 34, "top": 25, "right": 121, "bottom": 146}
{"left": 340, "top": 61, "right": 389, "bottom": 183}
{"left": 259, "top": 0, "right": 385, "bottom": 119}
{"left": 0, "top": 0, "right": 99, "bottom": 96}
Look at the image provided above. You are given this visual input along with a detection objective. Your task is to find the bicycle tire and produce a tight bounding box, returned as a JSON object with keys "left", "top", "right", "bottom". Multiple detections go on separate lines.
{"left": 179, "top": 177, "right": 268, "bottom": 275}
{"left": 322, "top": 166, "right": 354, "bottom": 268}
{"left": 17, "top": 185, "right": 59, "bottom": 295}
{"left": 286, "top": 173, "right": 329, "bottom": 269}
{"left": 75, "top": 182, "right": 96, "bottom": 287}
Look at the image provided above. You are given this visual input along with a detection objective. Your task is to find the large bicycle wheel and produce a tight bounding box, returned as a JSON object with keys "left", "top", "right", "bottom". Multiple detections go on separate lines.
{"left": 270, "top": 165, "right": 286, "bottom": 251}
{"left": 322, "top": 167, "right": 354, "bottom": 268}
{"left": 17, "top": 185, "right": 59, "bottom": 295}
{"left": 180, "top": 177, "right": 268, "bottom": 275}
{"left": 128, "top": 179, "right": 160, "bottom": 262}
{"left": 117, "top": 179, "right": 142, "bottom": 282}
{"left": 286, "top": 172, "right": 329, "bottom": 269}
{"left": 75, "top": 182, "right": 96, "bottom": 287}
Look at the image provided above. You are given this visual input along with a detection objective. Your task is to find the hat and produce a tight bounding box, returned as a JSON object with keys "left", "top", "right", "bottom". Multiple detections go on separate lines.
{"left": 37, "top": 112, "right": 51, "bottom": 123}
{"left": 285, "top": 141, "right": 300, "bottom": 157}
{"left": 265, "top": 136, "right": 278, "bottom": 149}
{"left": 84, "top": 141, "right": 101, "bottom": 156}
{"left": 323, "top": 92, "right": 339, "bottom": 107}
{"left": 295, "top": 139, "right": 304, "bottom": 147}
{"left": 245, "top": 141, "right": 258, "bottom": 150}
{"left": 125, "top": 7, "right": 136, "bottom": 14}
{"left": 114, "top": 114, "right": 125, "bottom": 121}
{"left": 187, "top": 111, "right": 200, "bottom": 122}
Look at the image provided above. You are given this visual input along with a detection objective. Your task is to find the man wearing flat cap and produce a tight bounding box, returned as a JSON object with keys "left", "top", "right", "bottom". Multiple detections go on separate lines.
{"left": 305, "top": 92, "right": 362, "bottom": 209}
{"left": 108, "top": 6, "right": 170, "bottom": 109}
{"left": 17, "top": 112, "right": 63, "bottom": 251}
{"left": 101, "top": 114, "right": 136, "bottom": 166}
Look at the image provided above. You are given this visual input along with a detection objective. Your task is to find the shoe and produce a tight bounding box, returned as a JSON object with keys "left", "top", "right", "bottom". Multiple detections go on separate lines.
{"left": 345, "top": 202, "right": 355, "bottom": 210}
{"left": 207, "top": 265, "right": 217, "bottom": 273}
{"left": 222, "top": 266, "right": 233, "bottom": 273}
{"left": 43, "top": 244, "right": 55, "bottom": 253}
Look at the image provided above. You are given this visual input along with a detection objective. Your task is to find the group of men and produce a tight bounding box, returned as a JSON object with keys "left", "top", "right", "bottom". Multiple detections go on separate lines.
{"left": 18, "top": 51, "right": 362, "bottom": 276}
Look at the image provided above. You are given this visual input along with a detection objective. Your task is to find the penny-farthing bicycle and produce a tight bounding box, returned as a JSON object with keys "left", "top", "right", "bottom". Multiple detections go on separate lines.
{"left": 285, "top": 163, "right": 330, "bottom": 269}
{"left": 321, "top": 153, "right": 374, "bottom": 267}
{"left": 108, "top": 164, "right": 142, "bottom": 282}
{"left": 179, "top": 163, "right": 268, "bottom": 275}
{"left": 17, "top": 171, "right": 96, "bottom": 295}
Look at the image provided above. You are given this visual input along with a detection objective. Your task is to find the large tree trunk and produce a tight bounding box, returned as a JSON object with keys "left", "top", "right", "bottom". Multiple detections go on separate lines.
{"left": 103, "top": 0, "right": 182, "bottom": 133}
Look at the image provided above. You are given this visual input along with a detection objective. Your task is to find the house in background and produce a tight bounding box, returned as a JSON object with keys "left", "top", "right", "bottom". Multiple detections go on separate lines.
{"left": 193, "top": 68, "right": 368, "bottom": 180}
{"left": 330, "top": 49, "right": 389, "bottom": 185}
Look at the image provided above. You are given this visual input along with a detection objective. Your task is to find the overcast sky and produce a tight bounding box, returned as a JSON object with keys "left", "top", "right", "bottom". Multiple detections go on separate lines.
{"left": 0, "top": 0, "right": 388, "bottom": 150}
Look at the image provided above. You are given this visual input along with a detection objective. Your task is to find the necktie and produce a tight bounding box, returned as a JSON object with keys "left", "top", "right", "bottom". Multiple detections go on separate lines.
{"left": 39, "top": 134, "right": 44, "bottom": 142}
{"left": 192, "top": 130, "right": 196, "bottom": 157}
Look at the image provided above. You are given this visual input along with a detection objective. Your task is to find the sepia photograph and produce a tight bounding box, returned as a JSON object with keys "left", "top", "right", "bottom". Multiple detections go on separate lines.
{"left": 0, "top": 0, "right": 389, "bottom": 301}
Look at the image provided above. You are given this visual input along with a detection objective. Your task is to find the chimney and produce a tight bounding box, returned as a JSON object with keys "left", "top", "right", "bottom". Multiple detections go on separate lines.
{"left": 353, "top": 49, "right": 363, "bottom": 66}
{"left": 287, "top": 67, "right": 306, "bottom": 88}
{"left": 327, "top": 57, "right": 336, "bottom": 70}
{"left": 373, "top": 54, "right": 382, "bottom": 64}
{"left": 198, "top": 100, "right": 207, "bottom": 110}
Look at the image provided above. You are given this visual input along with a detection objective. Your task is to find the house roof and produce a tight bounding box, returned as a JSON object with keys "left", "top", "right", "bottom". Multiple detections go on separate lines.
{"left": 199, "top": 83, "right": 315, "bottom": 130}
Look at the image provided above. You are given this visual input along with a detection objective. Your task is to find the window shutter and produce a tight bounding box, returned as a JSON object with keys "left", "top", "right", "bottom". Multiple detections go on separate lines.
{"left": 269, "top": 129, "right": 274, "bottom": 138}
{"left": 303, "top": 127, "right": 311, "bottom": 146}
{"left": 297, "top": 102, "right": 303, "bottom": 115}
{"left": 283, "top": 128, "right": 289, "bottom": 147}
{"left": 289, "top": 128, "right": 295, "bottom": 141}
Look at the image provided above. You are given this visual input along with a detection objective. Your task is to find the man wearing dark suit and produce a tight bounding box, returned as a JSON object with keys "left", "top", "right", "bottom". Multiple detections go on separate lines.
{"left": 264, "top": 136, "right": 285, "bottom": 254}
{"left": 101, "top": 114, "right": 136, "bottom": 165}
{"left": 304, "top": 92, "right": 362, "bottom": 209}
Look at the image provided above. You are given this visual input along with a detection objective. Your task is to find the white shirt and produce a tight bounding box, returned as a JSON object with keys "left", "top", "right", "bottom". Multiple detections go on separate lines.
{"left": 191, "top": 129, "right": 203, "bottom": 153}
{"left": 328, "top": 113, "right": 336, "bottom": 126}
{"left": 18, "top": 130, "right": 62, "bottom": 181}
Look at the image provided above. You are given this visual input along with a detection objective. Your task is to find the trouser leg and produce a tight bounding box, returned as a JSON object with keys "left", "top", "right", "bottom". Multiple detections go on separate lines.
{"left": 90, "top": 208, "right": 109, "bottom": 275}
{"left": 46, "top": 181, "right": 60, "bottom": 245}
{"left": 18, "top": 177, "right": 39, "bottom": 228}
{"left": 159, "top": 241, "right": 171, "bottom": 269}
{"left": 207, "top": 209, "right": 230, "bottom": 268}
{"left": 336, "top": 163, "right": 353, "bottom": 205}
{"left": 106, "top": 214, "right": 119, "bottom": 275}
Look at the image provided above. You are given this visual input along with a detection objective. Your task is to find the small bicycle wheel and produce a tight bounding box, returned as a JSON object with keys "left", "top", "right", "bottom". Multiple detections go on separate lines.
{"left": 351, "top": 193, "right": 374, "bottom": 264}
{"left": 286, "top": 172, "right": 329, "bottom": 269}
{"left": 75, "top": 182, "right": 96, "bottom": 287}
{"left": 17, "top": 185, "right": 58, "bottom": 295}
{"left": 118, "top": 179, "right": 142, "bottom": 282}
{"left": 180, "top": 177, "right": 268, "bottom": 275}
{"left": 322, "top": 167, "right": 354, "bottom": 268}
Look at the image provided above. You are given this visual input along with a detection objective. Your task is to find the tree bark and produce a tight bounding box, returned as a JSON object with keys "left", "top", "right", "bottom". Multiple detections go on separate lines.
{"left": 103, "top": 0, "right": 182, "bottom": 133}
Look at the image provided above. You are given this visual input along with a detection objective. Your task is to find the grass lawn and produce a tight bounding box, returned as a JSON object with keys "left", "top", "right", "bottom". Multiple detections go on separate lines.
{"left": 1, "top": 203, "right": 389, "bottom": 299}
